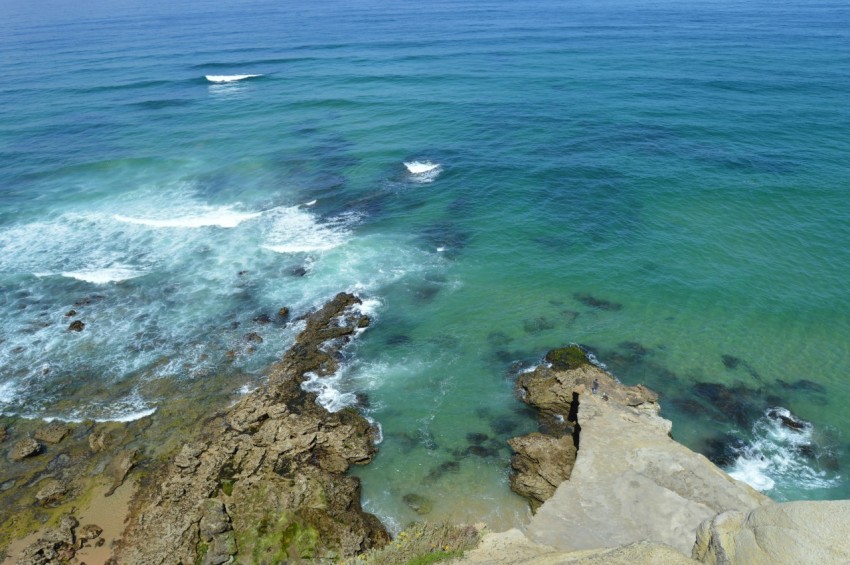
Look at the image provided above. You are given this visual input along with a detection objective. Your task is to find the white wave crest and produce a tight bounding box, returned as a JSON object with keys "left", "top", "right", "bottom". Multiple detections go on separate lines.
{"left": 114, "top": 208, "right": 261, "bottom": 229}
{"left": 404, "top": 161, "right": 440, "bottom": 174}
{"left": 61, "top": 266, "right": 144, "bottom": 284}
{"left": 205, "top": 74, "right": 263, "bottom": 83}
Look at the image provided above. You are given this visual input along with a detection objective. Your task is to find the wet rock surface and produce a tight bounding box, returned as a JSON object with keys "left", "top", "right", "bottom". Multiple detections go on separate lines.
{"left": 116, "top": 292, "right": 389, "bottom": 564}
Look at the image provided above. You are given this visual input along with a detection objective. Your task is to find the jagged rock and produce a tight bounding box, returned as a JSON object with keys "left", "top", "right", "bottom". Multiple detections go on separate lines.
{"left": 10, "top": 437, "right": 41, "bottom": 461}
{"left": 35, "top": 422, "right": 70, "bottom": 444}
{"left": 68, "top": 320, "right": 85, "bottom": 332}
{"left": 18, "top": 514, "right": 79, "bottom": 565}
{"left": 244, "top": 331, "right": 263, "bottom": 343}
{"left": 105, "top": 448, "right": 137, "bottom": 496}
{"left": 693, "top": 500, "right": 850, "bottom": 565}
{"left": 508, "top": 433, "right": 576, "bottom": 512}
{"left": 513, "top": 349, "right": 768, "bottom": 555}
{"left": 35, "top": 479, "right": 67, "bottom": 506}
{"left": 78, "top": 523, "right": 103, "bottom": 542}
{"left": 402, "top": 493, "right": 434, "bottom": 515}
{"left": 116, "top": 293, "right": 389, "bottom": 564}
{"left": 0, "top": 423, "right": 7, "bottom": 443}
{"left": 88, "top": 429, "right": 108, "bottom": 452}
{"left": 278, "top": 306, "right": 290, "bottom": 319}
{"left": 199, "top": 499, "right": 231, "bottom": 540}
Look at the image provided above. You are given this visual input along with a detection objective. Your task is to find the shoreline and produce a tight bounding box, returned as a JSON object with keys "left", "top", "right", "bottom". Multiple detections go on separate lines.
{"left": 1, "top": 310, "right": 846, "bottom": 563}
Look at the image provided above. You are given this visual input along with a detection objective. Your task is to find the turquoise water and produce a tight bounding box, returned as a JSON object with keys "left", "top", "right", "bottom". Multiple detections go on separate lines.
{"left": 2, "top": 0, "right": 850, "bottom": 531}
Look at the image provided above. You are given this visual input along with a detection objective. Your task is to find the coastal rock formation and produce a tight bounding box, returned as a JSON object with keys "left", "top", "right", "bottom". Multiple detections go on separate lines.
{"left": 116, "top": 293, "right": 389, "bottom": 564}
{"left": 9, "top": 438, "right": 41, "bottom": 461}
{"left": 509, "top": 346, "right": 769, "bottom": 555}
{"left": 692, "top": 500, "right": 850, "bottom": 564}
{"left": 507, "top": 433, "right": 575, "bottom": 512}
{"left": 33, "top": 423, "right": 69, "bottom": 445}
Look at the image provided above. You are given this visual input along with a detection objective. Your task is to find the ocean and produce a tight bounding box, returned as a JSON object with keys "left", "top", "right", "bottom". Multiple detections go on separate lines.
{"left": 1, "top": 0, "right": 849, "bottom": 532}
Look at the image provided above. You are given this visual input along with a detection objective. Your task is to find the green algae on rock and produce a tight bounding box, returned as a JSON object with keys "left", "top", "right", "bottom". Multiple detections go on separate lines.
{"left": 115, "top": 292, "right": 389, "bottom": 564}
{"left": 544, "top": 345, "right": 590, "bottom": 372}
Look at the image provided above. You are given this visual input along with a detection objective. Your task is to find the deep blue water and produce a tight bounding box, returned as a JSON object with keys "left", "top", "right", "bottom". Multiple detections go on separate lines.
{"left": 2, "top": 0, "right": 850, "bottom": 530}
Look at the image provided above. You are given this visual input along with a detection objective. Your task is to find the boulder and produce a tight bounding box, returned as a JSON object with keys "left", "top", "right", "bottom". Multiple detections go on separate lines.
{"left": 35, "top": 422, "right": 70, "bottom": 444}
{"left": 10, "top": 437, "right": 42, "bottom": 461}
{"left": 68, "top": 320, "right": 85, "bottom": 332}
{"left": 35, "top": 479, "right": 67, "bottom": 506}
{"left": 693, "top": 500, "right": 850, "bottom": 565}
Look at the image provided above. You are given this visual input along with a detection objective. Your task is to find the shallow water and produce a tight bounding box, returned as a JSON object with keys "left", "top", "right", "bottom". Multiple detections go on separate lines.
{"left": 2, "top": 0, "right": 849, "bottom": 530}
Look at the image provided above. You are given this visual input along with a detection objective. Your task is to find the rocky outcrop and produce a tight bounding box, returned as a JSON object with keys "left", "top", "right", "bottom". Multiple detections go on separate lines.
{"left": 509, "top": 346, "right": 769, "bottom": 555}
{"left": 507, "top": 433, "right": 575, "bottom": 512}
{"left": 116, "top": 293, "right": 389, "bottom": 564}
{"left": 9, "top": 437, "right": 41, "bottom": 461}
{"left": 15, "top": 514, "right": 105, "bottom": 565}
{"left": 692, "top": 500, "right": 850, "bottom": 564}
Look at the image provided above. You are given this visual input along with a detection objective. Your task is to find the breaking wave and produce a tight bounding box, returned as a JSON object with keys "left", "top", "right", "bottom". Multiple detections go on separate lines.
{"left": 727, "top": 407, "right": 841, "bottom": 495}
{"left": 205, "top": 74, "right": 263, "bottom": 83}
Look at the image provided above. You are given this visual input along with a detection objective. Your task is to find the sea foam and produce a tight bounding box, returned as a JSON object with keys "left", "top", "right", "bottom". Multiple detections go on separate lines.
{"left": 60, "top": 266, "right": 145, "bottom": 284}
{"left": 114, "top": 208, "right": 261, "bottom": 228}
{"left": 261, "top": 206, "right": 352, "bottom": 254}
{"left": 727, "top": 407, "right": 841, "bottom": 494}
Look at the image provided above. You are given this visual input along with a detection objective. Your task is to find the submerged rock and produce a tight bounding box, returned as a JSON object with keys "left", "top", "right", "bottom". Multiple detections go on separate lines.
{"left": 466, "top": 432, "right": 489, "bottom": 445}
{"left": 573, "top": 292, "right": 623, "bottom": 311}
{"left": 402, "top": 493, "right": 433, "bottom": 515}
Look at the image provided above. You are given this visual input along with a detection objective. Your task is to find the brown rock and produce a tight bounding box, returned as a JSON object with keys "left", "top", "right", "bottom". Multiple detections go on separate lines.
{"left": 115, "top": 293, "right": 389, "bottom": 564}
{"left": 65, "top": 309, "right": 77, "bottom": 317}
{"left": 278, "top": 306, "right": 290, "bottom": 319}
{"left": 88, "top": 429, "right": 108, "bottom": 452}
{"left": 35, "top": 422, "right": 71, "bottom": 444}
{"left": 68, "top": 320, "right": 85, "bottom": 332}
{"left": 78, "top": 524, "right": 103, "bottom": 542}
{"left": 35, "top": 479, "right": 67, "bottom": 506}
{"left": 10, "top": 437, "right": 42, "bottom": 461}
{"left": 508, "top": 433, "right": 577, "bottom": 512}
{"left": 105, "top": 448, "right": 137, "bottom": 496}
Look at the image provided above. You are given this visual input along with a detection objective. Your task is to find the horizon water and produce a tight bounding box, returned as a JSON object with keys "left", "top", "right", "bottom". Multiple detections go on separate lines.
{"left": 2, "top": 0, "right": 850, "bottom": 532}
